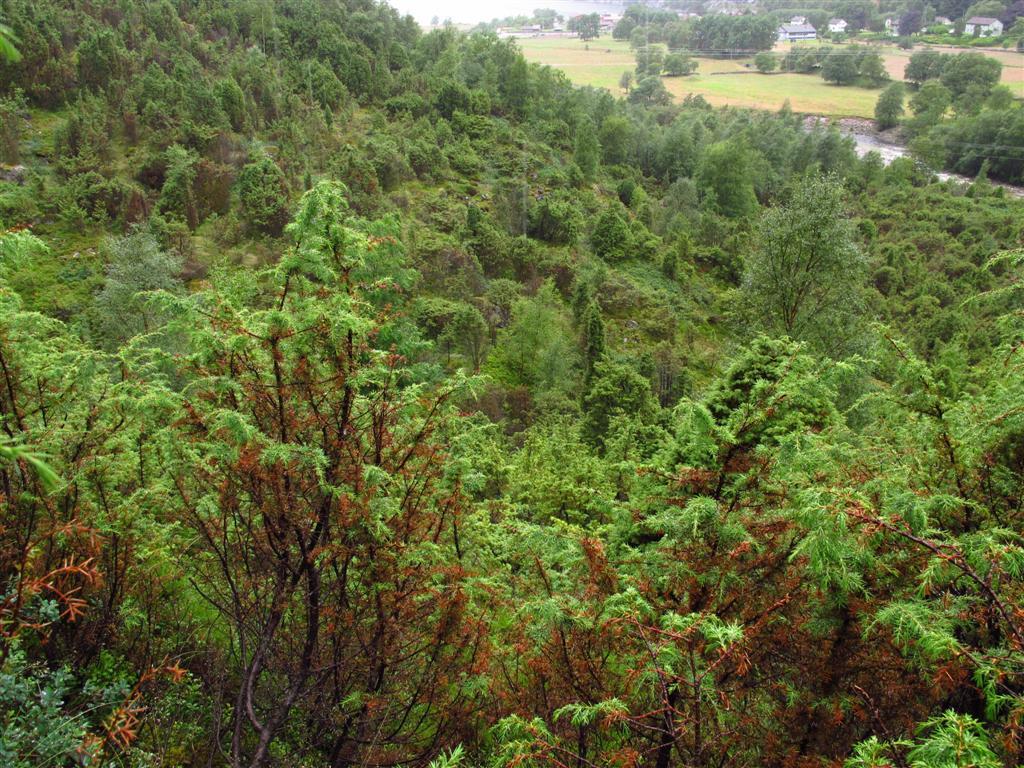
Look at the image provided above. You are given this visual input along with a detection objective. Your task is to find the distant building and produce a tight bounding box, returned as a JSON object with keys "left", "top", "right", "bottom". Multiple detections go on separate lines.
{"left": 884, "top": 17, "right": 899, "bottom": 36}
{"left": 964, "top": 16, "right": 1003, "bottom": 36}
{"left": 828, "top": 18, "right": 848, "bottom": 33}
{"left": 790, "top": 15, "right": 807, "bottom": 24}
{"left": 934, "top": 15, "right": 952, "bottom": 25}
{"left": 497, "top": 24, "right": 550, "bottom": 38}
{"left": 777, "top": 22, "right": 817, "bottom": 41}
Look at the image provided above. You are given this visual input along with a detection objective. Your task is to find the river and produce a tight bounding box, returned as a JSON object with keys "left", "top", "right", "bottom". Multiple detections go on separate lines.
{"left": 819, "top": 119, "right": 1024, "bottom": 197}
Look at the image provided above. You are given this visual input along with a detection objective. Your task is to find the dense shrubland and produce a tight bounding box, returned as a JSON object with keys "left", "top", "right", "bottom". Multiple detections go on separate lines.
{"left": 2, "top": 1, "right": 1024, "bottom": 767}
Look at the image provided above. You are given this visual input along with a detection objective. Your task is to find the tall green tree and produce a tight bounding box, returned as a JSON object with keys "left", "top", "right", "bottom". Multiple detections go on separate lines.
{"left": 574, "top": 117, "right": 600, "bottom": 181}
{"left": 90, "top": 229, "right": 184, "bottom": 346}
{"left": 581, "top": 359, "right": 659, "bottom": 448}
{"left": 663, "top": 52, "right": 697, "bottom": 76}
{"left": 572, "top": 13, "right": 601, "bottom": 41}
{"left": 875, "top": 82, "right": 905, "bottom": 129}
{"left": 237, "top": 154, "right": 290, "bottom": 236}
{"left": 907, "top": 80, "right": 952, "bottom": 135}
{"left": 939, "top": 52, "right": 1001, "bottom": 99}
{"left": 741, "top": 175, "right": 866, "bottom": 355}
{"left": 696, "top": 140, "right": 759, "bottom": 218}
{"left": 821, "top": 52, "right": 860, "bottom": 85}
{"left": 487, "top": 282, "right": 580, "bottom": 395}
{"left": 904, "top": 50, "right": 947, "bottom": 85}
{"left": 158, "top": 145, "right": 199, "bottom": 228}
{"left": 628, "top": 75, "right": 671, "bottom": 106}
{"left": 580, "top": 299, "right": 605, "bottom": 385}
{"left": 504, "top": 55, "right": 530, "bottom": 118}
{"left": 589, "top": 207, "right": 631, "bottom": 262}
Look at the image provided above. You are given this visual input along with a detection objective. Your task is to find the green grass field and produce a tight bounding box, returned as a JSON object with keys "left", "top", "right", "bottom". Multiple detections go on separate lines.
{"left": 519, "top": 36, "right": 1024, "bottom": 116}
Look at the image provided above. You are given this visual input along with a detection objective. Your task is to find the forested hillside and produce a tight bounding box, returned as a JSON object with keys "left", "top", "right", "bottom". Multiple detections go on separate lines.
{"left": 1, "top": 2, "right": 1024, "bottom": 767}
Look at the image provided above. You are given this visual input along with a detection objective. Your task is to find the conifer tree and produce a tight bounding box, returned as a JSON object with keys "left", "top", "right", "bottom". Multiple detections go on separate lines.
{"left": 581, "top": 300, "right": 605, "bottom": 385}
{"left": 574, "top": 117, "right": 600, "bottom": 181}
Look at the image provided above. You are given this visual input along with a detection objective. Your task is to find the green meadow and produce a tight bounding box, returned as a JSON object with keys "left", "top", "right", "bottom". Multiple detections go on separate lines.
{"left": 519, "top": 35, "right": 1024, "bottom": 116}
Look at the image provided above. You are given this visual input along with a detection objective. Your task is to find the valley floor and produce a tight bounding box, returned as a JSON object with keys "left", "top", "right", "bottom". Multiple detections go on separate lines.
{"left": 519, "top": 36, "right": 1024, "bottom": 117}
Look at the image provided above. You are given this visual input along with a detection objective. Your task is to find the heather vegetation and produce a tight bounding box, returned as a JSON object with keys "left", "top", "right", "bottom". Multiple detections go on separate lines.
{"left": 1, "top": 2, "right": 1024, "bottom": 767}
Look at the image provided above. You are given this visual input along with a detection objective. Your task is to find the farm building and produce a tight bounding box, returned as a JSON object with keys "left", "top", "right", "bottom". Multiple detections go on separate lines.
{"left": 777, "top": 23, "right": 817, "bottom": 41}
{"left": 964, "top": 16, "right": 1003, "bottom": 36}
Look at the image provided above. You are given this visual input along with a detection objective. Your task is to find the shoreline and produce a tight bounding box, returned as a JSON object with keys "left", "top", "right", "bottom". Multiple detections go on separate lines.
{"left": 804, "top": 114, "right": 1024, "bottom": 197}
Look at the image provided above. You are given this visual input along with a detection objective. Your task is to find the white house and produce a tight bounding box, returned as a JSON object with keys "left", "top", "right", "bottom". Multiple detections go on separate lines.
{"left": 828, "top": 18, "right": 848, "bottom": 33}
{"left": 777, "top": 22, "right": 817, "bottom": 41}
{"left": 964, "top": 16, "right": 1003, "bottom": 36}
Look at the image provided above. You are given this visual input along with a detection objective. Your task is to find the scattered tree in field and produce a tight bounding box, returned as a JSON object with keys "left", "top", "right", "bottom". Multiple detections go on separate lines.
{"left": 571, "top": 13, "right": 600, "bottom": 41}
{"left": 821, "top": 48, "right": 888, "bottom": 86}
{"left": 821, "top": 51, "right": 860, "bottom": 85}
{"left": 663, "top": 52, "right": 697, "bottom": 76}
{"left": 939, "top": 52, "right": 1002, "bottom": 99}
{"left": 754, "top": 51, "right": 778, "bottom": 73}
{"left": 629, "top": 75, "right": 671, "bottom": 105}
{"left": 904, "top": 50, "right": 947, "bottom": 85}
{"left": 857, "top": 50, "right": 889, "bottom": 85}
{"left": 635, "top": 45, "right": 666, "bottom": 76}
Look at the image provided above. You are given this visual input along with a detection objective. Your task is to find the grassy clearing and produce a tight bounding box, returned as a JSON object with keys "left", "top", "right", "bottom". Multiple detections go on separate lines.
{"left": 519, "top": 35, "right": 1024, "bottom": 115}
{"left": 519, "top": 36, "right": 881, "bottom": 117}
{"left": 662, "top": 71, "right": 881, "bottom": 116}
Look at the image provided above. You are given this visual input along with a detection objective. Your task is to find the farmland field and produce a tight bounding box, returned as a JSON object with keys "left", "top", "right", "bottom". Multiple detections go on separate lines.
{"left": 776, "top": 40, "right": 1024, "bottom": 95}
{"left": 519, "top": 35, "right": 1024, "bottom": 117}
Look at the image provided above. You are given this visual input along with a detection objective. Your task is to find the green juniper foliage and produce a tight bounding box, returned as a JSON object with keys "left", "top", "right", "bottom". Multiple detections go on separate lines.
{"left": 1, "top": 0, "right": 1023, "bottom": 766}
